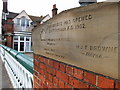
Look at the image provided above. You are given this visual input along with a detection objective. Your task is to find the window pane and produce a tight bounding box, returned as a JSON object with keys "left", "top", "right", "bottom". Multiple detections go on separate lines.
{"left": 20, "top": 42, "right": 24, "bottom": 51}
{"left": 17, "top": 18, "right": 20, "bottom": 25}
{"left": 21, "top": 16, "right": 26, "bottom": 26}
{"left": 27, "top": 20, "right": 29, "bottom": 27}
{"left": 26, "top": 37, "right": 30, "bottom": 41}
{"left": 20, "top": 36, "right": 24, "bottom": 41}
{"left": 14, "top": 36, "right": 18, "bottom": 40}
{"left": 14, "top": 42, "right": 18, "bottom": 51}
{"left": 31, "top": 42, "right": 33, "bottom": 51}
{"left": 25, "top": 42, "right": 30, "bottom": 52}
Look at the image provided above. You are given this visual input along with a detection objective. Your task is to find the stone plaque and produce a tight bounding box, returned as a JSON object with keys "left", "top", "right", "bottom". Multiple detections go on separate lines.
{"left": 32, "top": 2, "right": 119, "bottom": 79}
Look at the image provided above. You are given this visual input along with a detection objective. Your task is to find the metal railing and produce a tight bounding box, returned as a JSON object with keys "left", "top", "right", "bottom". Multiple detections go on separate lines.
{"left": 0, "top": 44, "right": 33, "bottom": 88}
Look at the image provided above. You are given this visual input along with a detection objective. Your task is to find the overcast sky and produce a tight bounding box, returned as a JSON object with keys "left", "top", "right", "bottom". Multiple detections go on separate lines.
{"left": 0, "top": 0, "right": 119, "bottom": 34}
{"left": 0, "top": 0, "right": 106, "bottom": 17}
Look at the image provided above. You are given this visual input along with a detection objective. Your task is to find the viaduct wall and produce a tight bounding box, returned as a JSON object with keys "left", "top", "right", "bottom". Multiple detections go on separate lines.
{"left": 32, "top": 2, "right": 120, "bottom": 89}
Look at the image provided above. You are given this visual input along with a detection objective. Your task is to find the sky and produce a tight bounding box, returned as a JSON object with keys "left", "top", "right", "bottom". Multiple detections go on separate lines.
{"left": 0, "top": 0, "right": 118, "bottom": 34}
{"left": 0, "top": 0, "right": 106, "bottom": 17}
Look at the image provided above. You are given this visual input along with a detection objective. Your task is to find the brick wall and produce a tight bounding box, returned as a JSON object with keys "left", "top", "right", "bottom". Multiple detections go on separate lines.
{"left": 3, "top": 20, "right": 14, "bottom": 33}
{"left": 2, "top": 18, "right": 14, "bottom": 48}
{"left": 5, "top": 35, "right": 13, "bottom": 48}
{"left": 33, "top": 54, "right": 120, "bottom": 89}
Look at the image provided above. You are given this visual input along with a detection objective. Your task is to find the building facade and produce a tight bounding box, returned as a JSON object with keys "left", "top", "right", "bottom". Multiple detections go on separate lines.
{"left": 2, "top": 0, "right": 50, "bottom": 52}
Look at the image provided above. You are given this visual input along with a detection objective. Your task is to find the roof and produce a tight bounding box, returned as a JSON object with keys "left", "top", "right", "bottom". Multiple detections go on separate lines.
{"left": 6, "top": 11, "right": 45, "bottom": 22}
{"left": 6, "top": 12, "right": 18, "bottom": 19}
{"left": 29, "top": 15, "right": 43, "bottom": 22}
{"left": 42, "top": 14, "right": 50, "bottom": 19}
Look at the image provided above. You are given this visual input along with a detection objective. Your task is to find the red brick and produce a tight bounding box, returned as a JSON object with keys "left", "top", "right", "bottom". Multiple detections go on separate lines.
{"left": 37, "top": 67, "right": 41, "bottom": 74}
{"left": 42, "top": 58, "right": 46, "bottom": 63}
{"left": 35, "top": 82, "right": 42, "bottom": 88}
{"left": 84, "top": 72, "right": 96, "bottom": 85}
{"left": 39, "top": 68, "right": 45, "bottom": 75}
{"left": 38, "top": 74, "right": 46, "bottom": 83}
{"left": 34, "top": 76, "right": 39, "bottom": 84}
{"left": 48, "top": 74, "right": 53, "bottom": 82}
{"left": 39, "top": 63, "right": 47, "bottom": 70}
{"left": 56, "top": 71, "right": 69, "bottom": 83}
{"left": 47, "top": 66, "right": 52, "bottom": 73}
{"left": 79, "top": 81, "right": 89, "bottom": 88}
{"left": 42, "top": 83, "right": 48, "bottom": 88}
{"left": 34, "top": 70, "right": 38, "bottom": 76}
{"left": 97, "top": 76, "right": 114, "bottom": 88}
{"left": 34, "top": 55, "right": 38, "bottom": 60}
{"left": 48, "top": 60, "right": 54, "bottom": 67}
{"left": 53, "top": 77, "right": 59, "bottom": 86}
{"left": 115, "top": 81, "right": 120, "bottom": 89}
{"left": 53, "top": 69, "right": 57, "bottom": 76}
{"left": 52, "top": 84, "right": 58, "bottom": 88}
{"left": 34, "top": 59, "right": 39, "bottom": 66}
{"left": 37, "top": 56, "right": 42, "bottom": 62}
{"left": 44, "top": 58, "right": 49, "bottom": 65}
{"left": 72, "top": 78, "right": 88, "bottom": 88}
{"left": 64, "top": 84, "right": 72, "bottom": 88}
{"left": 53, "top": 61, "right": 60, "bottom": 69}
{"left": 38, "top": 80, "right": 42, "bottom": 86}
{"left": 68, "top": 76, "right": 74, "bottom": 86}
{"left": 34, "top": 82, "right": 37, "bottom": 88}
{"left": 73, "top": 68, "right": 83, "bottom": 80}
{"left": 40, "top": 57, "right": 45, "bottom": 63}
{"left": 66, "top": 65, "right": 74, "bottom": 76}
{"left": 46, "top": 66, "right": 56, "bottom": 76}
{"left": 69, "top": 76, "right": 89, "bottom": 88}
{"left": 47, "top": 80, "right": 53, "bottom": 88}
{"left": 89, "top": 86, "right": 100, "bottom": 90}
{"left": 34, "top": 82, "right": 40, "bottom": 88}
{"left": 72, "top": 79, "right": 80, "bottom": 88}
{"left": 33, "top": 81, "right": 36, "bottom": 88}
{"left": 58, "top": 80, "right": 65, "bottom": 88}
{"left": 44, "top": 72, "right": 49, "bottom": 79}
{"left": 44, "top": 79, "right": 49, "bottom": 86}
{"left": 59, "top": 63, "right": 66, "bottom": 72}
{"left": 38, "top": 74, "right": 42, "bottom": 80}
{"left": 33, "top": 76, "right": 37, "bottom": 81}
{"left": 56, "top": 71, "right": 61, "bottom": 77}
{"left": 34, "top": 66, "right": 38, "bottom": 71}
{"left": 37, "top": 56, "right": 45, "bottom": 63}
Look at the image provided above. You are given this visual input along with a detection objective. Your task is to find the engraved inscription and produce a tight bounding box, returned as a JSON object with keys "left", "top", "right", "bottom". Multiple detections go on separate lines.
{"left": 43, "top": 14, "right": 92, "bottom": 34}
{"left": 33, "top": 3, "right": 119, "bottom": 79}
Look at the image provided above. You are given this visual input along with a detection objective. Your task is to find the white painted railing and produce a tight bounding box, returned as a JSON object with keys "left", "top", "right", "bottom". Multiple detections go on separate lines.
{"left": 0, "top": 44, "right": 33, "bottom": 88}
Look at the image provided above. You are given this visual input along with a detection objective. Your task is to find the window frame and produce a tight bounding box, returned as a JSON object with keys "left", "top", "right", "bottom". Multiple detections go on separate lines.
{"left": 13, "top": 36, "right": 32, "bottom": 52}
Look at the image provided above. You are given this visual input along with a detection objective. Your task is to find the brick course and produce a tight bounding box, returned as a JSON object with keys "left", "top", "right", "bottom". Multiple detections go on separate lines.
{"left": 33, "top": 54, "right": 120, "bottom": 89}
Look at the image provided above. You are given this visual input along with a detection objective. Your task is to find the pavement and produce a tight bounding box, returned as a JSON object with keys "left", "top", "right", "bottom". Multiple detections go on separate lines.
{"left": 0, "top": 57, "right": 13, "bottom": 89}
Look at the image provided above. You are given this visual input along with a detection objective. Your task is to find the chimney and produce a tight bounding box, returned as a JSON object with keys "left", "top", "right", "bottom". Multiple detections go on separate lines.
{"left": 52, "top": 4, "right": 58, "bottom": 17}
{"left": 79, "top": 0, "right": 97, "bottom": 6}
{"left": 2, "top": 0, "right": 8, "bottom": 13}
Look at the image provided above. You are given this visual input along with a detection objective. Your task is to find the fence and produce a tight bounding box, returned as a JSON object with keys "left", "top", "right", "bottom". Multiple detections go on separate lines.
{"left": 0, "top": 44, "right": 33, "bottom": 88}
